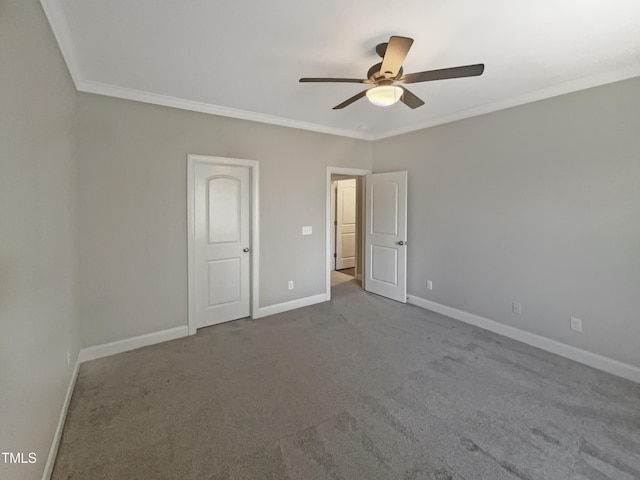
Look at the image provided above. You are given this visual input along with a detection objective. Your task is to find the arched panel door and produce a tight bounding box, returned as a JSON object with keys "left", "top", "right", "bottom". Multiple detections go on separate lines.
{"left": 194, "top": 164, "right": 251, "bottom": 327}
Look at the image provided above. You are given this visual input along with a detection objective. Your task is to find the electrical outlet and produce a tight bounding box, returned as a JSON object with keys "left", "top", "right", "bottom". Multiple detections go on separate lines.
{"left": 512, "top": 302, "right": 522, "bottom": 315}
{"left": 302, "top": 226, "right": 312, "bottom": 235}
{"left": 426, "top": 280, "right": 433, "bottom": 290}
{"left": 288, "top": 280, "right": 294, "bottom": 290}
{"left": 570, "top": 317, "right": 583, "bottom": 333}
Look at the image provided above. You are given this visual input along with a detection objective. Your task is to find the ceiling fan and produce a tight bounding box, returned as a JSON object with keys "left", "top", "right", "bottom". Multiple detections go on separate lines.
{"left": 300, "top": 36, "right": 484, "bottom": 110}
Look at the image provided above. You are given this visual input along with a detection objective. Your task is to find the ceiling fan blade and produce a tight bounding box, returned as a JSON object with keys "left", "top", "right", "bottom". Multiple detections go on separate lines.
{"left": 300, "top": 77, "right": 368, "bottom": 83}
{"left": 400, "top": 64, "right": 485, "bottom": 84}
{"left": 400, "top": 87, "right": 425, "bottom": 109}
{"left": 333, "top": 90, "right": 367, "bottom": 110}
{"left": 380, "top": 36, "right": 414, "bottom": 77}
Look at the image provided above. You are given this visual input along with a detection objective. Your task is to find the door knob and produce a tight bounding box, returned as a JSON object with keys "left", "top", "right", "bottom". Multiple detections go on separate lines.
{"left": 243, "top": 248, "right": 250, "bottom": 253}
{"left": 398, "top": 241, "right": 406, "bottom": 246}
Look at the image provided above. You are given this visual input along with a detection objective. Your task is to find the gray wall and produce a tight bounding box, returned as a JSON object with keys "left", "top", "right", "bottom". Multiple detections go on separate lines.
{"left": 76, "top": 94, "right": 372, "bottom": 347}
{"left": 0, "top": 1, "right": 80, "bottom": 479}
{"left": 373, "top": 77, "right": 640, "bottom": 368}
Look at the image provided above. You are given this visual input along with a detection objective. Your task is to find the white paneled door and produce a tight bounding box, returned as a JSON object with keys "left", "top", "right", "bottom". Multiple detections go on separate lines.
{"left": 194, "top": 163, "right": 251, "bottom": 328}
{"left": 336, "top": 178, "right": 357, "bottom": 270}
{"left": 365, "top": 171, "right": 408, "bottom": 303}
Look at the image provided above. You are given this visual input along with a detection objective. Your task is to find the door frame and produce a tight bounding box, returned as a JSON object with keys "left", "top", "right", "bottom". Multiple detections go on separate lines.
{"left": 187, "top": 154, "right": 260, "bottom": 335}
{"left": 326, "top": 167, "right": 371, "bottom": 301}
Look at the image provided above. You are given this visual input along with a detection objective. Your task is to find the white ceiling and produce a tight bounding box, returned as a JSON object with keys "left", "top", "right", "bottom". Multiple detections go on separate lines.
{"left": 42, "top": 0, "right": 640, "bottom": 140}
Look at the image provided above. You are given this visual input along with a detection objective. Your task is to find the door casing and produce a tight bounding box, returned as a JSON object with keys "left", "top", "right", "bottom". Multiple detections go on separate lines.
{"left": 187, "top": 154, "right": 260, "bottom": 335}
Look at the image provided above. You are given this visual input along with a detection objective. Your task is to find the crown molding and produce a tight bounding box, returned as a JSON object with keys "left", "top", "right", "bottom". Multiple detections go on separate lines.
{"left": 71, "top": 68, "right": 640, "bottom": 144}
{"left": 40, "top": 0, "right": 83, "bottom": 88}
{"left": 41, "top": 0, "right": 372, "bottom": 140}
{"left": 371, "top": 64, "right": 640, "bottom": 140}
{"left": 76, "top": 80, "right": 373, "bottom": 140}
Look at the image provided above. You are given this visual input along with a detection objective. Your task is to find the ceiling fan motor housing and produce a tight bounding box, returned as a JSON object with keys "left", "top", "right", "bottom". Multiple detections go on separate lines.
{"left": 368, "top": 62, "right": 403, "bottom": 83}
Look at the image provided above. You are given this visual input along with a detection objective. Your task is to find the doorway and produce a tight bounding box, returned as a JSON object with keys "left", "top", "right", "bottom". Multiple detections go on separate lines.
{"left": 332, "top": 177, "right": 358, "bottom": 277}
{"left": 326, "top": 167, "right": 371, "bottom": 300}
{"left": 326, "top": 167, "right": 409, "bottom": 304}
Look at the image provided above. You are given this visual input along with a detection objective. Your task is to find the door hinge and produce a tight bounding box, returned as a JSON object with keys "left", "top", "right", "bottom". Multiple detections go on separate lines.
{"left": 334, "top": 221, "right": 337, "bottom": 226}
{"left": 333, "top": 253, "right": 337, "bottom": 258}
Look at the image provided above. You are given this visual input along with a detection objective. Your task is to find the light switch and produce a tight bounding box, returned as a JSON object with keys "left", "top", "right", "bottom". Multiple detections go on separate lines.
{"left": 302, "top": 226, "right": 312, "bottom": 235}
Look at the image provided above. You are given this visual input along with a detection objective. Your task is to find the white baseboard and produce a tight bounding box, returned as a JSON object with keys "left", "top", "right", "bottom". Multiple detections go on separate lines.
{"left": 256, "top": 293, "right": 327, "bottom": 319}
{"left": 78, "top": 326, "right": 189, "bottom": 363}
{"left": 407, "top": 295, "right": 640, "bottom": 384}
{"left": 42, "top": 357, "right": 81, "bottom": 480}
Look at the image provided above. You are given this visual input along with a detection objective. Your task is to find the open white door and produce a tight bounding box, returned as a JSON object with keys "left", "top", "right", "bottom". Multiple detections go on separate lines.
{"left": 364, "top": 171, "right": 407, "bottom": 303}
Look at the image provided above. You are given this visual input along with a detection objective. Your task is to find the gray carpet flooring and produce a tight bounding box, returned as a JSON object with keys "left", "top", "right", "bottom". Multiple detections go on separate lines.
{"left": 53, "top": 277, "right": 640, "bottom": 479}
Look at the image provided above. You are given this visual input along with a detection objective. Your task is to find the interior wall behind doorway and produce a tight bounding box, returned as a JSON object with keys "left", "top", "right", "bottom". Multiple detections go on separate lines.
{"left": 330, "top": 174, "right": 364, "bottom": 279}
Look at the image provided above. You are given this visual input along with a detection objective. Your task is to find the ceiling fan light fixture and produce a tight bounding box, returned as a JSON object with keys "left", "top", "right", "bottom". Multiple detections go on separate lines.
{"left": 366, "top": 85, "right": 403, "bottom": 106}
